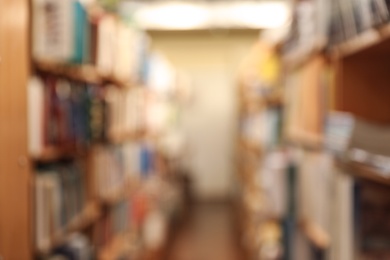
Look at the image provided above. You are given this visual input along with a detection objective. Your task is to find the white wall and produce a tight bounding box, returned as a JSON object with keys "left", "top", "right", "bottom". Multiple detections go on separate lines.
{"left": 150, "top": 30, "right": 258, "bottom": 200}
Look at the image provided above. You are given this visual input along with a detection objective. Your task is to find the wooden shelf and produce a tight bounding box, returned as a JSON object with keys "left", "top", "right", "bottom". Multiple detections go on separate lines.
{"left": 98, "top": 233, "right": 133, "bottom": 260}
{"left": 299, "top": 218, "right": 330, "bottom": 250}
{"left": 34, "top": 60, "right": 102, "bottom": 85}
{"left": 332, "top": 23, "right": 390, "bottom": 59}
{"left": 336, "top": 160, "right": 390, "bottom": 187}
{"left": 37, "top": 202, "right": 101, "bottom": 255}
{"left": 31, "top": 146, "right": 83, "bottom": 162}
{"left": 34, "top": 59, "right": 133, "bottom": 88}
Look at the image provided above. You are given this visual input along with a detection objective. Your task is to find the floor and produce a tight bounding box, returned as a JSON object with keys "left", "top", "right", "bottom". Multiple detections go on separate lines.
{"left": 164, "top": 202, "right": 247, "bottom": 260}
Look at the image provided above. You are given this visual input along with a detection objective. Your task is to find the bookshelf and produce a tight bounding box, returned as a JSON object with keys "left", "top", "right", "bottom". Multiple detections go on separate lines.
{"left": 0, "top": 0, "right": 186, "bottom": 259}
{"left": 236, "top": 40, "right": 284, "bottom": 259}
{"left": 276, "top": 0, "right": 390, "bottom": 259}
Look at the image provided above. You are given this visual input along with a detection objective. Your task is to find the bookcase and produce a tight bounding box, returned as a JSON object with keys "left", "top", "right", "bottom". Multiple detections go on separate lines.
{"left": 237, "top": 1, "right": 390, "bottom": 259}
{"left": 236, "top": 41, "right": 284, "bottom": 259}
{"left": 287, "top": 0, "right": 390, "bottom": 259}
{"left": 1, "top": 0, "right": 186, "bottom": 259}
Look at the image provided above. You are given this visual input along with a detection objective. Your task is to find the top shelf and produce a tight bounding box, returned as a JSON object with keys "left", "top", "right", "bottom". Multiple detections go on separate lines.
{"left": 284, "top": 23, "right": 390, "bottom": 68}
{"left": 330, "top": 23, "right": 390, "bottom": 59}
{"left": 34, "top": 60, "right": 133, "bottom": 88}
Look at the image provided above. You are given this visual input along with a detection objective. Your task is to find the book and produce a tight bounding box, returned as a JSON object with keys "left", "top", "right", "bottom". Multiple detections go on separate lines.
{"left": 35, "top": 162, "right": 86, "bottom": 251}
{"left": 28, "top": 76, "right": 45, "bottom": 156}
{"left": 32, "top": 0, "right": 75, "bottom": 62}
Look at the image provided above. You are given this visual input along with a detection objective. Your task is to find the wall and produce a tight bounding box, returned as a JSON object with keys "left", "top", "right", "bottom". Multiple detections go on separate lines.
{"left": 149, "top": 30, "right": 259, "bottom": 200}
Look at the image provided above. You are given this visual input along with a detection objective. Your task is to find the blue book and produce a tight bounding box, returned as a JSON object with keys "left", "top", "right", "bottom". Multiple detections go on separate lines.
{"left": 70, "top": 1, "right": 88, "bottom": 64}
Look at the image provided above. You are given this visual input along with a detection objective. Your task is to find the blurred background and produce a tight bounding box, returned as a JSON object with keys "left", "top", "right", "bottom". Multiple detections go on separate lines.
{"left": 1, "top": 0, "right": 390, "bottom": 259}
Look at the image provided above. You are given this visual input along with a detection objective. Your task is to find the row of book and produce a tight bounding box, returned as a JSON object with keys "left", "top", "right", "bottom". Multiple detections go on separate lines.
{"left": 28, "top": 75, "right": 107, "bottom": 155}
{"left": 284, "top": 0, "right": 390, "bottom": 54}
{"left": 328, "top": 0, "right": 390, "bottom": 46}
{"left": 32, "top": 0, "right": 149, "bottom": 83}
{"left": 92, "top": 142, "right": 155, "bottom": 199}
{"left": 28, "top": 74, "right": 180, "bottom": 156}
{"left": 35, "top": 162, "right": 86, "bottom": 252}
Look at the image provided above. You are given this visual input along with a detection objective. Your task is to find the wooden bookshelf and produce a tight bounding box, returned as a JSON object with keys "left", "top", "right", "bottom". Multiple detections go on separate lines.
{"left": 299, "top": 218, "right": 330, "bottom": 250}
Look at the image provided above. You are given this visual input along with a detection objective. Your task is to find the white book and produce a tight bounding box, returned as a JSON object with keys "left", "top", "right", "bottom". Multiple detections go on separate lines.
{"left": 28, "top": 77, "right": 45, "bottom": 156}
{"left": 32, "top": 0, "right": 74, "bottom": 61}
{"left": 114, "top": 23, "right": 133, "bottom": 82}
{"left": 97, "top": 15, "right": 116, "bottom": 76}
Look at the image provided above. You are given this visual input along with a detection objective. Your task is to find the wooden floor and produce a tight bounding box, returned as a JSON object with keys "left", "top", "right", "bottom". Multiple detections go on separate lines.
{"left": 164, "top": 202, "right": 247, "bottom": 260}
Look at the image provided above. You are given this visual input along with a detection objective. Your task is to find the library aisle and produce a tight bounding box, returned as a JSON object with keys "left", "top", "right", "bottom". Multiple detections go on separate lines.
{"left": 3, "top": 0, "right": 390, "bottom": 259}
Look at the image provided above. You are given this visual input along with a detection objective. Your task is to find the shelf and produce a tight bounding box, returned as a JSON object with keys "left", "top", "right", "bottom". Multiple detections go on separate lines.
{"left": 336, "top": 160, "right": 390, "bottom": 187}
{"left": 31, "top": 146, "right": 82, "bottom": 163}
{"left": 34, "top": 59, "right": 133, "bottom": 88}
{"left": 34, "top": 59, "right": 102, "bottom": 85}
{"left": 37, "top": 202, "right": 101, "bottom": 255}
{"left": 332, "top": 23, "right": 390, "bottom": 59}
{"left": 299, "top": 218, "right": 330, "bottom": 250}
{"left": 98, "top": 233, "right": 133, "bottom": 260}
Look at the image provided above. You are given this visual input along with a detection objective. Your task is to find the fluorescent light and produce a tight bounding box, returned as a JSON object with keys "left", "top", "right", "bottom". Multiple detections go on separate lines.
{"left": 122, "top": 1, "right": 290, "bottom": 30}
{"left": 134, "top": 2, "right": 211, "bottom": 30}
{"left": 222, "top": 2, "right": 290, "bottom": 29}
